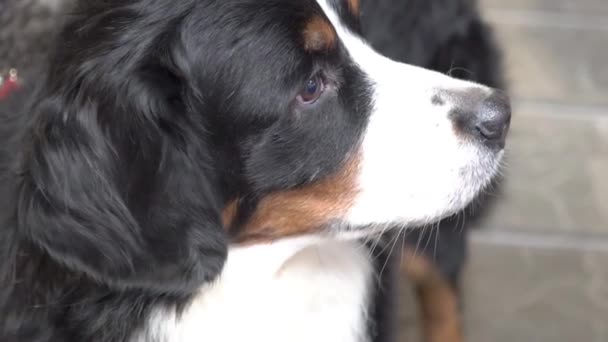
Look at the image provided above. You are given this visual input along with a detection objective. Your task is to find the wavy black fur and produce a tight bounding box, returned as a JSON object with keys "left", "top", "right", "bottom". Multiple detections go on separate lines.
{"left": 1, "top": 0, "right": 504, "bottom": 341}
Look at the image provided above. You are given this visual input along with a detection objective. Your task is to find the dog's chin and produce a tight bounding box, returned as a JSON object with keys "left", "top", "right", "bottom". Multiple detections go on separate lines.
{"left": 331, "top": 149, "right": 504, "bottom": 241}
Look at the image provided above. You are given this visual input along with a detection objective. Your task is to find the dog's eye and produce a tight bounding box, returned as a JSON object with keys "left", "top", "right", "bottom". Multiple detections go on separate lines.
{"left": 297, "top": 75, "right": 325, "bottom": 104}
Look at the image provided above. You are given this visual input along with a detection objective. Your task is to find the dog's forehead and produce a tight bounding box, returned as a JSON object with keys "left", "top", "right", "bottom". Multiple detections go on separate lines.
{"left": 201, "top": 0, "right": 343, "bottom": 50}
{"left": 201, "top": 0, "right": 355, "bottom": 37}
{"left": 316, "top": 0, "right": 362, "bottom": 31}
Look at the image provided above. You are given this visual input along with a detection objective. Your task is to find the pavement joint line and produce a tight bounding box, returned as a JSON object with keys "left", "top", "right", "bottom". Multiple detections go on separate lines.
{"left": 482, "top": 8, "right": 608, "bottom": 31}
{"left": 512, "top": 98, "right": 608, "bottom": 120}
{"left": 470, "top": 229, "right": 608, "bottom": 253}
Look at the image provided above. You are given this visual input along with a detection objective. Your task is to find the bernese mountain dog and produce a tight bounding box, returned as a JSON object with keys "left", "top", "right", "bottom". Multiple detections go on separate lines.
{"left": 0, "top": 0, "right": 510, "bottom": 341}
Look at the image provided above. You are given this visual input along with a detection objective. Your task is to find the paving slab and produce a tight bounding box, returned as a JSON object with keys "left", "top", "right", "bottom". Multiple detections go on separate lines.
{"left": 471, "top": 101, "right": 608, "bottom": 233}
{"left": 462, "top": 241, "right": 608, "bottom": 342}
{"left": 486, "top": 22, "right": 608, "bottom": 106}
{"left": 480, "top": 0, "right": 608, "bottom": 14}
{"left": 398, "top": 240, "right": 608, "bottom": 342}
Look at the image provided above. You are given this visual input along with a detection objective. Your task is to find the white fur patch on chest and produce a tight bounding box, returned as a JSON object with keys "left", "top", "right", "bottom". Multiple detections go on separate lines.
{"left": 142, "top": 238, "right": 373, "bottom": 342}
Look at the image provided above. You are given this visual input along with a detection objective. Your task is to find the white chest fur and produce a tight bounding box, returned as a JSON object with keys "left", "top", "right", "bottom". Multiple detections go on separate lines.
{"left": 141, "top": 238, "right": 373, "bottom": 342}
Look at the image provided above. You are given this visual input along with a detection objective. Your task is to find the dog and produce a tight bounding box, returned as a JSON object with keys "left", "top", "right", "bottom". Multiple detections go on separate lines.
{"left": 0, "top": 0, "right": 510, "bottom": 341}
{"left": 359, "top": 1, "right": 506, "bottom": 341}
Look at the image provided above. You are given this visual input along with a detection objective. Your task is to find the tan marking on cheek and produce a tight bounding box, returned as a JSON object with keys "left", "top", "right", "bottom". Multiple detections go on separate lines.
{"left": 232, "top": 154, "right": 361, "bottom": 244}
{"left": 302, "top": 15, "right": 337, "bottom": 52}
{"left": 222, "top": 200, "right": 238, "bottom": 228}
{"left": 401, "top": 247, "right": 464, "bottom": 342}
{"left": 347, "top": 0, "right": 360, "bottom": 16}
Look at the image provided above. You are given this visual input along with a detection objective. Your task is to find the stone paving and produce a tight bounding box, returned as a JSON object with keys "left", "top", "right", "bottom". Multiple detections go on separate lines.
{"left": 399, "top": 0, "right": 608, "bottom": 341}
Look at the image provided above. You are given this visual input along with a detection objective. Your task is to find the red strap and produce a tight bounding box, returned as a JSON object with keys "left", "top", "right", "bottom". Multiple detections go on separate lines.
{"left": 0, "top": 77, "right": 20, "bottom": 100}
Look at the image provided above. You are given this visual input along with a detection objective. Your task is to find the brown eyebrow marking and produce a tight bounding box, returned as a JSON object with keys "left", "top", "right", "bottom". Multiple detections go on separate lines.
{"left": 347, "top": 0, "right": 360, "bottom": 16}
{"left": 302, "top": 15, "right": 337, "bottom": 52}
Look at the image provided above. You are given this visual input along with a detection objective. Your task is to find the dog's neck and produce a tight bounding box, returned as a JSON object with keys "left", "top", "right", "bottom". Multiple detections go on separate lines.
{"left": 140, "top": 238, "right": 374, "bottom": 342}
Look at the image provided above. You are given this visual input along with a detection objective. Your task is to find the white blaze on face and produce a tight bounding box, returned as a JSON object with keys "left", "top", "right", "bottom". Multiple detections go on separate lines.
{"left": 316, "top": 0, "right": 504, "bottom": 228}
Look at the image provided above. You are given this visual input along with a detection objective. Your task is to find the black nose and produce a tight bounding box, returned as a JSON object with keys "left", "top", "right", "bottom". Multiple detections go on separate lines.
{"left": 451, "top": 89, "right": 511, "bottom": 149}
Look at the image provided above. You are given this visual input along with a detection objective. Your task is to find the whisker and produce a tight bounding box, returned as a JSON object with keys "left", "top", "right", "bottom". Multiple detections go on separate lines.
{"left": 379, "top": 229, "right": 402, "bottom": 278}
{"left": 433, "top": 221, "right": 440, "bottom": 261}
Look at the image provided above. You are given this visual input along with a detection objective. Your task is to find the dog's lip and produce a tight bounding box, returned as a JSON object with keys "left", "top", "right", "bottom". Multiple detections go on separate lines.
{"left": 325, "top": 222, "right": 397, "bottom": 241}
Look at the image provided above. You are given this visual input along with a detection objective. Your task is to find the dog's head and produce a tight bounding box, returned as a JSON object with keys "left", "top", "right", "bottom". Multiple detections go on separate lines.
{"left": 17, "top": 0, "right": 510, "bottom": 294}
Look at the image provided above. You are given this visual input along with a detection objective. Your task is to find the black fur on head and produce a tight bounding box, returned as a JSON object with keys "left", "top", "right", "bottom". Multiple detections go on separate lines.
{"left": 14, "top": 0, "right": 229, "bottom": 295}
{"left": 3, "top": 0, "right": 371, "bottom": 296}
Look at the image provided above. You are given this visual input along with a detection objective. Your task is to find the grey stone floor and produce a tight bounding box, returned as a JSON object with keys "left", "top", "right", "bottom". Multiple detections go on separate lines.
{"left": 399, "top": 0, "right": 608, "bottom": 341}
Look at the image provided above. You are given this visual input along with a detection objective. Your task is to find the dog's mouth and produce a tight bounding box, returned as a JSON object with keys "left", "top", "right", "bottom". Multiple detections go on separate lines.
{"left": 343, "top": 143, "right": 506, "bottom": 228}
{"left": 225, "top": 140, "right": 507, "bottom": 247}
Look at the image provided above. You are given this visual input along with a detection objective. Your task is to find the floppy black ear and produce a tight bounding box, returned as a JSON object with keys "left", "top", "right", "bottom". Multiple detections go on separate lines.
{"left": 17, "top": 52, "right": 227, "bottom": 295}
